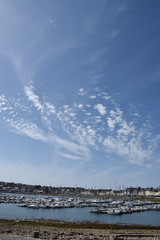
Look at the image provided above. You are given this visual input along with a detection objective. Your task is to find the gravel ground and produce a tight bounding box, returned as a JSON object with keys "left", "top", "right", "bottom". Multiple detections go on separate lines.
{"left": 0, "top": 219, "right": 160, "bottom": 239}
{"left": 0, "top": 235, "right": 39, "bottom": 240}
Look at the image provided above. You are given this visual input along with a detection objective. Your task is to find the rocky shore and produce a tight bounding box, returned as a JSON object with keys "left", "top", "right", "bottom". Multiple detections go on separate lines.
{"left": 0, "top": 219, "right": 160, "bottom": 239}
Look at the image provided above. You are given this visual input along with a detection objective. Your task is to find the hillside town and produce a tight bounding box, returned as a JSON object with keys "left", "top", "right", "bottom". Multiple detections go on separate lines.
{"left": 0, "top": 181, "right": 160, "bottom": 198}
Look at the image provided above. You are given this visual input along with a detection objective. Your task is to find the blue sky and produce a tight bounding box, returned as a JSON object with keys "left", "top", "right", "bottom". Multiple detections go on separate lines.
{"left": 0, "top": 0, "right": 160, "bottom": 189}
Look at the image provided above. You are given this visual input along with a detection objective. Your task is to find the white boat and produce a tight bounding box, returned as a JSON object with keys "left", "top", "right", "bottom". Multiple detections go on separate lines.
{"left": 107, "top": 208, "right": 121, "bottom": 215}
{"left": 27, "top": 204, "right": 39, "bottom": 209}
{"left": 17, "top": 203, "right": 28, "bottom": 207}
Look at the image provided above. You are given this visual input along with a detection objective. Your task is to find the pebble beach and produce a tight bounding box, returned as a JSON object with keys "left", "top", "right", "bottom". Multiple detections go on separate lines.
{"left": 0, "top": 219, "right": 160, "bottom": 240}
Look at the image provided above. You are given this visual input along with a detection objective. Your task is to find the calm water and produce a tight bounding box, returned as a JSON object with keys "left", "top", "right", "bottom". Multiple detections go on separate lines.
{"left": 0, "top": 203, "right": 160, "bottom": 226}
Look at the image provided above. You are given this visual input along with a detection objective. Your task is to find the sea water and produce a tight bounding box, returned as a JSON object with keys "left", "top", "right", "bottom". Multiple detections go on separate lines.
{"left": 0, "top": 203, "right": 160, "bottom": 226}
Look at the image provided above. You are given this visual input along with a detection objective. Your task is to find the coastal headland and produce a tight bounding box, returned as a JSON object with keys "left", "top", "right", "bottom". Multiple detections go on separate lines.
{"left": 0, "top": 219, "right": 160, "bottom": 240}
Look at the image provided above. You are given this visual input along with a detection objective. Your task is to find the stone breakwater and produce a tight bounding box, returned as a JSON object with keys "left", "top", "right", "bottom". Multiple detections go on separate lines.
{"left": 0, "top": 220, "right": 160, "bottom": 240}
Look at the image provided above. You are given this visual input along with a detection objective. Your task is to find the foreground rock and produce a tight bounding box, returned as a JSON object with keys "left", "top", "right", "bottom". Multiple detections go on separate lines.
{"left": 0, "top": 219, "right": 160, "bottom": 239}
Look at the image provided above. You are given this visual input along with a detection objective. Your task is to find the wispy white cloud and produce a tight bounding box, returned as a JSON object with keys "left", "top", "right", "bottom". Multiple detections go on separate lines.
{"left": 0, "top": 95, "right": 14, "bottom": 113}
{"left": 59, "top": 152, "right": 86, "bottom": 161}
{"left": 78, "top": 88, "right": 86, "bottom": 96}
{"left": 0, "top": 87, "right": 93, "bottom": 161}
{"left": 89, "top": 95, "right": 96, "bottom": 99}
{"left": 107, "top": 108, "right": 123, "bottom": 131}
{"left": 24, "top": 84, "right": 44, "bottom": 112}
{"left": 5, "top": 118, "right": 46, "bottom": 142}
{"left": 44, "top": 102, "right": 55, "bottom": 114}
{"left": 1, "top": 84, "right": 160, "bottom": 168}
{"left": 107, "top": 117, "right": 116, "bottom": 131}
{"left": 0, "top": 95, "right": 7, "bottom": 112}
{"left": 103, "top": 113, "right": 159, "bottom": 166}
{"left": 94, "top": 116, "right": 102, "bottom": 123}
{"left": 94, "top": 103, "right": 107, "bottom": 115}
{"left": 49, "top": 135, "right": 91, "bottom": 160}
{"left": 103, "top": 136, "right": 151, "bottom": 165}
{"left": 78, "top": 104, "right": 83, "bottom": 109}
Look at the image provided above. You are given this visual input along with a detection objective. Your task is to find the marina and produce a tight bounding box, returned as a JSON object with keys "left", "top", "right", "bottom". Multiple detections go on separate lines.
{"left": 0, "top": 194, "right": 160, "bottom": 226}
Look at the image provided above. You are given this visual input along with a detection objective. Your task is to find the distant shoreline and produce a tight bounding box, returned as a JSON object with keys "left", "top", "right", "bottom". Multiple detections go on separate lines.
{"left": 1, "top": 191, "right": 160, "bottom": 203}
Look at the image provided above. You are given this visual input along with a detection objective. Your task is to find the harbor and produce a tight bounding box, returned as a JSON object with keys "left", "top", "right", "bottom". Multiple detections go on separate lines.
{"left": 0, "top": 194, "right": 160, "bottom": 226}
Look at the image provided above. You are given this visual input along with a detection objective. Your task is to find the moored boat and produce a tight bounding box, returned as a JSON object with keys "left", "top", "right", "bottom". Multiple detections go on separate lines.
{"left": 89, "top": 207, "right": 102, "bottom": 213}
{"left": 27, "top": 204, "right": 39, "bottom": 209}
{"left": 17, "top": 203, "right": 28, "bottom": 207}
{"left": 107, "top": 208, "right": 121, "bottom": 215}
